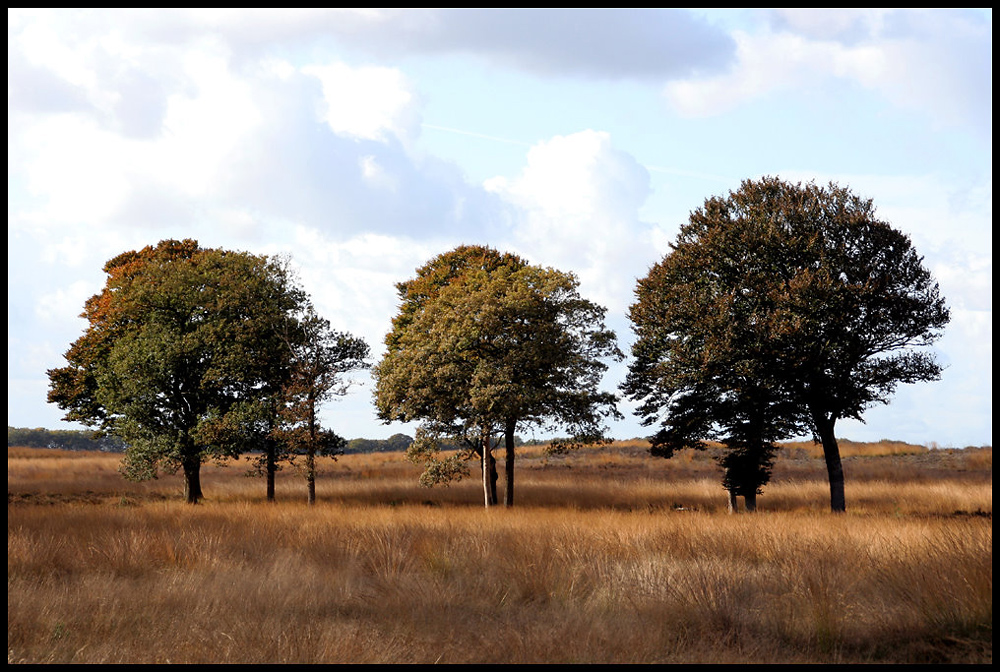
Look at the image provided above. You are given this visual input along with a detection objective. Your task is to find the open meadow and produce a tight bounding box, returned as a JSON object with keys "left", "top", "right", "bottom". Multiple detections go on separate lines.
{"left": 8, "top": 440, "right": 992, "bottom": 664}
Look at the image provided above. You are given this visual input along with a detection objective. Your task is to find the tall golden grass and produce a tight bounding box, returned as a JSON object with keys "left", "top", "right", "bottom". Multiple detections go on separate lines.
{"left": 7, "top": 441, "right": 992, "bottom": 664}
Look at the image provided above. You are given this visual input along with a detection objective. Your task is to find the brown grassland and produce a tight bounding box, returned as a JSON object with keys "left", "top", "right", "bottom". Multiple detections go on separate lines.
{"left": 8, "top": 439, "right": 992, "bottom": 664}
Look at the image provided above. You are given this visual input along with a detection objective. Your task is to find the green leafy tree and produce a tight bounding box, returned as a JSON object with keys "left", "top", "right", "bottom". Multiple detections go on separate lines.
{"left": 374, "top": 246, "right": 623, "bottom": 508}
{"left": 624, "top": 178, "right": 949, "bottom": 512}
{"left": 47, "top": 239, "right": 306, "bottom": 503}
{"left": 384, "top": 245, "right": 530, "bottom": 351}
{"left": 275, "top": 307, "right": 370, "bottom": 505}
{"left": 376, "top": 245, "right": 529, "bottom": 504}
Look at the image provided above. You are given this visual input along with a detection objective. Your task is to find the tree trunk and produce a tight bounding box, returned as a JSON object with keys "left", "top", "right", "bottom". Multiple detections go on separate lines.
{"left": 182, "top": 457, "right": 202, "bottom": 504}
{"left": 306, "top": 398, "right": 318, "bottom": 506}
{"left": 306, "top": 449, "right": 316, "bottom": 506}
{"left": 744, "top": 491, "right": 757, "bottom": 512}
{"left": 814, "top": 412, "right": 846, "bottom": 513}
{"left": 266, "top": 440, "right": 277, "bottom": 503}
{"left": 503, "top": 419, "right": 516, "bottom": 507}
{"left": 489, "top": 450, "right": 498, "bottom": 505}
{"left": 727, "top": 489, "right": 738, "bottom": 514}
{"left": 481, "top": 435, "right": 493, "bottom": 508}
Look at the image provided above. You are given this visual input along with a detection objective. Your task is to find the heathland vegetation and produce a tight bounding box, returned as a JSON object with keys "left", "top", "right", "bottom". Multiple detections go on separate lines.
{"left": 7, "top": 440, "right": 991, "bottom": 664}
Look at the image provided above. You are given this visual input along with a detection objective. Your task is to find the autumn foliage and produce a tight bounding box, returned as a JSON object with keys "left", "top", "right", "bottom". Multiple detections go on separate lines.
{"left": 374, "top": 245, "right": 622, "bottom": 507}
{"left": 47, "top": 239, "right": 367, "bottom": 503}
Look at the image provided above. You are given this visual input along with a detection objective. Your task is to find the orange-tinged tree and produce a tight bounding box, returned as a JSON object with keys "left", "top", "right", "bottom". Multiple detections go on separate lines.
{"left": 47, "top": 240, "right": 306, "bottom": 503}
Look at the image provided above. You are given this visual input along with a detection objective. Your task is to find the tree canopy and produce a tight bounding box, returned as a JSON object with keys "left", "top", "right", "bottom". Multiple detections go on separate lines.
{"left": 374, "top": 245, "right": 623, "bottom": 507}
{"left": 623, "top": 178, "right": 950, "bottom": 512}
{"left": 46, "top": 239, "right": 336, "bottom": 503}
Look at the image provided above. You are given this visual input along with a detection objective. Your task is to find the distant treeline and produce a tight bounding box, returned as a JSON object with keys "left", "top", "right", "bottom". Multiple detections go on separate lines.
{"left": 9, "top": 427, "right": 536, "bottom": 455}
{"left": 8, "top": 426, "right": 127, "bottom": 452}
{"left": 344, "top": 433, "right": 414, "bottom": 454}
{"left": 344, "top": 433, "right": 531, "bottom": 454}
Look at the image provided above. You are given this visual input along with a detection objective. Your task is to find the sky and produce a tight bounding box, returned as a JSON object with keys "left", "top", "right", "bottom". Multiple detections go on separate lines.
{"left": 8, "top": 8, "right": 992, "bottom": 448}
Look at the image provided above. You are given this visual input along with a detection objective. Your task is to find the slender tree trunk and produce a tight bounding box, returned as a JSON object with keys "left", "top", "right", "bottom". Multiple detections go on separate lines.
{"left": 474, "top": 442, "right": 497, "bottom": 505}
{"left": 489, "top": 449, "right": 498, "bottom": 505}
{"left": 744, "top": 491, "right": 757, "bottom": 512}
{"left": 814, "top": 412, "right": 846, "bottom": 513}
{"left": 727, "top": 489, "right": 738, "bottom": 514}
{"left": 503, "top": 419, "right": 516, "bottom": 507}
{"left": 306, "top": 449, "right": 316, "bottom": 506}
{"left": 306, "top": 397, "right": 318, "bottom": 506}
{"left": 481, "top": 434, "right": 493, "bottom": 508}
{"left": 266, "top": 440, "right": 277, "bottom": 503}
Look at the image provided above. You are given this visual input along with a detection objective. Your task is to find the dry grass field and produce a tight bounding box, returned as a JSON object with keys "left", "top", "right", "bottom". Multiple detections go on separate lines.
{"left": 8, "top": 440, "right": 992, "bottom": 664}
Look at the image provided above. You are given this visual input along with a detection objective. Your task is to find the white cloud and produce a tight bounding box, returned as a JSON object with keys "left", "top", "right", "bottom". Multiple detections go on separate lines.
{"left": 7, "top": 8, "right": 990, "bottom": 446}
{"left": 188, "top": 8, "right": 737, "bottom": 81}
{"left": 11, "top": 8, "right": 735, "bottom": 83}
{"left": 15, "top": 115, "right": 131, "bottom": 228}
{"left": 154, "top": 45, "right": 264, "bottom": 192}
{"left": 665, "top": 8, "right": 991, "bottom": 138}
{"left": 302, "top": 63, "right": 419, "bottom": 143}
{"left": 665, "top": 29, "right": 890, "bottom": 117}
{"left": 768, "top": 8, "right": 890, "bottom": 42}
{"left": 8, "top": 16, "right": 479, "bottom": 246}
{"left": 359, "top": 155, "right": 398, "bottom": 191}
{"left": 35, "top": 281, "right": 95, "bottom": 324}
{"left": 11, "top": 12, "right": 99, "bottom": 93}
{"left": 486, "top": 130, "right": 655, "bottom": 315}
{"left": 9, "top": 30, "right": 265, "bottom": 243}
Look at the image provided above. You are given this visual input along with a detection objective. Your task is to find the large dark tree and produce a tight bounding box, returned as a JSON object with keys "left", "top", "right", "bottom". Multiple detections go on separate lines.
{"left": 374, "top": 245, "right": 623, "bottom": 507}
{"left": 624, "top": 243, "right": 804, "bottom": 512}
{"left": 624, "top": 178, "right": 949, "bottom": 512}
{"left": 47, "top": 239, "right": 307, "bottom": 503}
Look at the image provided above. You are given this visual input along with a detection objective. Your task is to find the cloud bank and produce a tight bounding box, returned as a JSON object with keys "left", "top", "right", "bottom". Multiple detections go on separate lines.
{"left": 8, "top": 9, "right": 991, "bottom": 446}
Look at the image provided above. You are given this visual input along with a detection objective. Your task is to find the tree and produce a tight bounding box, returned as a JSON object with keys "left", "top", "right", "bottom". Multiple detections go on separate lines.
{"left": 47, "top": 239, "right": 306, "bottom": 503}
{"left": 230, "top": 306, "right": 369, "bottom": 504}
{"left": 624, "top": 178, "right": 949, "bottom": 512}
{"left": 379, "top": 245, "right": 528, "bottom": 503}
{"left": 623, "top": 210, "right": 808, "bottom": 512}
{"left": 374, "top": 245, "right": 623, "bottom": 507}
{"left": 275, "top": 307, "right": 370, "bottom": 505}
